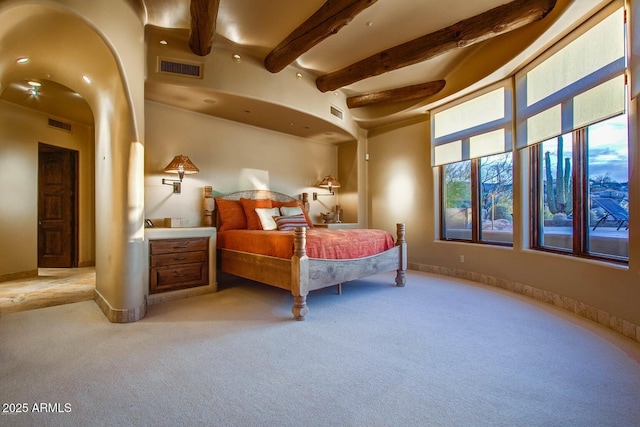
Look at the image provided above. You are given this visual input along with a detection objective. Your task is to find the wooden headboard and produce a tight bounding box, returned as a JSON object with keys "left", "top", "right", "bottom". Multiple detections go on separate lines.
{"left": 214, "top": 190, "right": 309, "bottom": 228}
{"left": 216, "top": 189, "right": 298, "bottom": 203}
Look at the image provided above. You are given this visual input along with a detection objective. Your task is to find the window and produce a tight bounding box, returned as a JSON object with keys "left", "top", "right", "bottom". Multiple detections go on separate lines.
{"left": 532, "top": 114, "right": 628, "bottom": 261}
{"left": 432, "top": 2, "right": 629, "bottom": 256}
{"left": 434, "top": 80, "right": 514, "bottom": 245}
{"left": 441, "top": 154, "right": 513, "bottom": 244}
{"left": 479, "top": 153, "right": 513, "bottom": 243}
{"left": 522, "top": 4, "right": 628, "bottom": 262}
{"left": 442, "top": 160, "right": 472, "bottom": 239}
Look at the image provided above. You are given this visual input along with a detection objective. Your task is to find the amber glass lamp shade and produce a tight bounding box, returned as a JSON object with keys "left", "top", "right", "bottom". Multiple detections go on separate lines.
{"left": 163, "top": 155, "right": 199, "bottom": 180}
{"left": 313, "top": 175, "right": 341, "bottom": 200}
{"left": 162, "top": 155, "right": 199, "bottom": 193}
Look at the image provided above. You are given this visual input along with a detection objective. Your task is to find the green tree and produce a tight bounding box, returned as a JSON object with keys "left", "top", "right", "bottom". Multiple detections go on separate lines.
{"left": 444, "top": 161, "right": 470, "bottom": 208}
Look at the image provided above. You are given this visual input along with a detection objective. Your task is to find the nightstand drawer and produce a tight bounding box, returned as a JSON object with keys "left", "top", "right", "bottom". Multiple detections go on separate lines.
{"left": 150, "top": 251, "right": 207, "bottom": 267}
{"left": 150, "top": 263, "right": 208, "bottom": 293}
{"left": 150, "top": 237, "right": 208, "bottom": 255}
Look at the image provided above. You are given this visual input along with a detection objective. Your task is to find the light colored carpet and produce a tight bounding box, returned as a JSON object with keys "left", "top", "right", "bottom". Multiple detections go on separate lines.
{"left": 1, "top": 271, "right": 639, "bottom": 426}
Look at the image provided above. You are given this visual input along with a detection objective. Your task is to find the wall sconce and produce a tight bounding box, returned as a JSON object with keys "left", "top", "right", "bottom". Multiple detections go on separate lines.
{"left": 162, "top": 155, "right": 199, "bottom": 193}
{"left": 313, "top": 175, "right": 341, "bottom": 200}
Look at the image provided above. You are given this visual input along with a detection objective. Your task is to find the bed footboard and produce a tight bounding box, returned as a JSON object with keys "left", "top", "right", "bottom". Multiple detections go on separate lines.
{"left": 290, "top": 223, "right": 406, "bottom": 320}
{"left": 218, "top": 222, "right": 406, "bottom": 320}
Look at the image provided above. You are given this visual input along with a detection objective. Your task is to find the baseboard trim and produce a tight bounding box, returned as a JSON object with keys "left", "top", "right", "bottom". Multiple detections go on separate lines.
{"left": 94, "top": 289, "right": 146, "bottom": 323}
{"left": 78, "top": 261, "right": 96, "bottom": 268}
{"left": 409, "top": 262, "right": 640, "bottom": 344}
{"left": 0, "top": 269, "right": 38, "bottom": 283}
{"left": 146, "top": 282, "right": 218, "bottom": 306}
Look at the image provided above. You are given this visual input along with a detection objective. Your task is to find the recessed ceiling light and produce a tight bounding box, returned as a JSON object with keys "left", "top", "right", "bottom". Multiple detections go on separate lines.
{"left": 159, "top": 40, "right": 168, "bottom": 45}
{"left": 232, "top": 54, "right": 241, "bottom": 63}
{"left": 296, "top": 72, "right": 302, "bottom": 79}
{"left": 367, "top": 21, "right": 373, "bottom": 27}
{"left": 203, "top": 98, "right": 216, "bottom": 104}
{"left": 16, "top": 57, "right": 29, "bottom": 64}
{"left": 27, "top": 84, "right": 39, "bottom": 96}
{"left": 82, "top": 75, "right": 91, "bottom": 84}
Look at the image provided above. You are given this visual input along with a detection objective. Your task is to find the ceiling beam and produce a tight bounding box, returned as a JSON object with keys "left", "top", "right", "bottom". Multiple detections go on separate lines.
{"left": 265, "top": 0, "right": 378, "bottom": 73}
{"left": 316, "top": 0, "right": 556, "bottom": 92}
{"left": 189, "top": 0, "right": 220, "bottom": 56}
{"left": 346, "top": 80, "right": 446, "bottom": 109}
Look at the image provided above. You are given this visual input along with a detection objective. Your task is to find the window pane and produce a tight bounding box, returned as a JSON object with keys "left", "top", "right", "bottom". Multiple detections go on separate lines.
{"left": 434, "top": 140, "right": 462, "bottom": 166}
{"left": 469, "top": 129, "right": 506, "bottom": 159}
{"left": 434, "top": 87, "right": 505, "bottom": 138}
{"left": 540, "top": 134, "right": 573, "bottom": 250}
{"left": 587, "top": 114, "right": 629, "bottom": 259}
{"left": 480, "top": 153, "right": 513, "bottom": 243}
{"left": 526, "top": 9, "right": 624, "bottom": 106}
{"left": 574, "top": 75, "right": 625, "bottom": 130}
{"left": 443, "top": 161, "right": 472, "bottom": 240}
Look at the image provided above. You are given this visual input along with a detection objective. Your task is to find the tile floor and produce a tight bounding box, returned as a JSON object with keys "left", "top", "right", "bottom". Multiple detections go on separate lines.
{"left": 0, "top": 268, "right": 95, "bottom": 315}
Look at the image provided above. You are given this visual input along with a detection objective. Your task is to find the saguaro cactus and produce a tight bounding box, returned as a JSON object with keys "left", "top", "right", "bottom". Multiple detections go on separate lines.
{"left": 544, "top": 136, "right": 572, "bottom": 215}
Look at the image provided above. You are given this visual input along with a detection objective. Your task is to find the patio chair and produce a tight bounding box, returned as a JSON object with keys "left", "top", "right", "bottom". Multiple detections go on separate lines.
{"left": 592, "top": 198, "right": 629, "bottom": 231}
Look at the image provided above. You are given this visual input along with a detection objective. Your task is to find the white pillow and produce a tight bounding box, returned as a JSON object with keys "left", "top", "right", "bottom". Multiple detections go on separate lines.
{"left": 280, "top": 206, "right": 303, "bottom": 216}
{"left": 255, "top": 207, "right": 280, "bottom": 230}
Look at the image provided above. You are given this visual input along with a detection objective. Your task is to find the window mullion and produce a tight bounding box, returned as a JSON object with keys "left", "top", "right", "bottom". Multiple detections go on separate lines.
{"left": 471, "top": 159, "right": 481, "bottom": 242}
{"left": 439, "top": 166, "right": 446, "bottom": 240}
{"left": 530, "top": 146, "right": 542, "bottom": 248}
{"left": 572, "top": 128, "right": 588, "bottom": 254}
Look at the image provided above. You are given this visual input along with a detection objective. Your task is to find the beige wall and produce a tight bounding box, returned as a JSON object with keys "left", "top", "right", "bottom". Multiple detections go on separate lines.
{"left": 337, "top": 141, "right": 358, "bottom": 223}
{"left": 367, "top": 111, "right": 640, "bottom": 327}
{"left": 144, "top": 101, "right": 338, "bottom": 225}
{"left": 368, "top": 118, "right": 432, "bottom": 238}
{"left": 0, "top": 100, "right": 95, "bottom": 277}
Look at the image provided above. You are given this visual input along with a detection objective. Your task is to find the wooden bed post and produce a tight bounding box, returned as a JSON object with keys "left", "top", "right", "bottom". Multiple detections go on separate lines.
{"left": 395, "top": 223, "right": 407, "bottom": 287}
{"left": 291, "top": 226, "right": 310, "bottom": 320}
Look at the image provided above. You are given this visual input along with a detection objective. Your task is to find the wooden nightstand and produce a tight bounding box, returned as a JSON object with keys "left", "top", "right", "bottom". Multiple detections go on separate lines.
{"left": 149, "top": 237, "right": 209, "bottom": 294}
{"left": 313, "top": 223, "right": 359, "bottom": 229}
{"left": 144, "top": 227, "right": 217, "bottom": 305}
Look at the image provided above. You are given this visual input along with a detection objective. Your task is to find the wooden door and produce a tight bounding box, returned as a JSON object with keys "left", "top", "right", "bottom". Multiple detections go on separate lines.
{"left": 38, "top": 144, "right": 78, "bottom": 268}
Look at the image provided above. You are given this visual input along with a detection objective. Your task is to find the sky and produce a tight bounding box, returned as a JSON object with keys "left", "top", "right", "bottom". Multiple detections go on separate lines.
{"left": 544, "top": 114, "right": 628, "bottom": 184}
{"left": 587, "top": 114, "right": 628, "bottom": 183}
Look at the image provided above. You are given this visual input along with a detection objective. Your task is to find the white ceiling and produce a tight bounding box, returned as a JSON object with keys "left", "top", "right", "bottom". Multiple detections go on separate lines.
{"left": 1, "top": 0, "right": 610, "bottom": 140}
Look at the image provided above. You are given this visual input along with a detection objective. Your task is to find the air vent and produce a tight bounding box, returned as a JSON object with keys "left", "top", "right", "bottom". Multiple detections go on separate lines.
{"left": 330, "top": 105, "right": 343, "bottom": 120}
{"left": 48, "top": 118, "right": 72, "bottom": 132}
{"left": 158, "top": 58, "right": 203, "bottom": 78}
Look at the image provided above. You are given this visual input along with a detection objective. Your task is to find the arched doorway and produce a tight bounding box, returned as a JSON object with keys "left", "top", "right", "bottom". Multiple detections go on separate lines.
{"left": 0, "top": 1, "right": 146, "bottom": 321}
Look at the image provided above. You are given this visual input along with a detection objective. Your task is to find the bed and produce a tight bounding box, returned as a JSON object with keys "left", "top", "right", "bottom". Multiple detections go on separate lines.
{"left": 215, "top": 190, "right": 407, "bottom": 320}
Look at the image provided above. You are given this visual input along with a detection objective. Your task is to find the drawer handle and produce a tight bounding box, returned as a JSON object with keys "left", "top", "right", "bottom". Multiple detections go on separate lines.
{"left": 172, "top": 246, "right": 189, "bottom": 250}
{"left": 173, "top": 272, "right": 187, "bottom": 278}
{"left": 174, "top": 257, "right": 187, "bottom": 261}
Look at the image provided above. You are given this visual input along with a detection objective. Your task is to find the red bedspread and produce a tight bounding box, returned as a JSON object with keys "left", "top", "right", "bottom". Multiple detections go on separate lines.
{"left": 217, "top": 228, "right": 395, "bottom": 260}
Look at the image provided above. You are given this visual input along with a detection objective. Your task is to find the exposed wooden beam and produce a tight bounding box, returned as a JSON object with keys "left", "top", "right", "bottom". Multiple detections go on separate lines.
{"left": 265, "top": 0, "right": 378, "bottom": 73}
{"left": 189, "top": 0, "right": 220, "bottom": 56}
{"left": 317, "top": 0, "right": 556, "bottom": 92}
{"left": 346, "top": 80, "right": 446, "bottom": 109}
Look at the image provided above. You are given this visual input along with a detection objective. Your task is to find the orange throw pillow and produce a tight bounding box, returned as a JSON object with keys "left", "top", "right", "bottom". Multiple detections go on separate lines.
{"left": 215, "top": 198, "right": 247, "bottom": 231}
{"left": 240, "top": 198, "right": 273, "bottom": 230}
{"left": 272, "top": 199, "right": 314, "bottom": 228}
